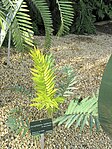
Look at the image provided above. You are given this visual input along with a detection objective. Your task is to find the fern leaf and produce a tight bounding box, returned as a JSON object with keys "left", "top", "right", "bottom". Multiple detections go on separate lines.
{"left": 56, "top": 0, "right": 74, "bottom": 36}
{"left": 32, "top": 0, "right": 53, "bottom": 49}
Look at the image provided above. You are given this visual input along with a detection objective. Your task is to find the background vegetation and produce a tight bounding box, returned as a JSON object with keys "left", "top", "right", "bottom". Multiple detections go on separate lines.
{"left": 26, "top": 0, "right": 112, "bottom": 35}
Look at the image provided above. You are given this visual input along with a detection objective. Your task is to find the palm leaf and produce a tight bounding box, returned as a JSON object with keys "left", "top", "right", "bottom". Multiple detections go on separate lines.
{"left": 32, "top": 0, "right": 53, "bottom": 49}
{"left": 1, "top": 0, "right": 14, "bottom": 10}
{"left": 0, "top": 1, "right": 6, "bottom": 30}
{"left": 56, "top": 0, "right": 74, "bottom": 36}
{"left": 54, "top": 94, "right": 100, "bottom": 133}
{"left": 0, "top": 10, "right": 5, "bottom": 30}
{"left": 11, "top": 2, "right": 34, "bottom": 51}
{"left": 30, "top": 48, "right": 64, "bottom": 115}
{"left": 0, "top": 0, "right": 34, "bottom": 50}
{"left": 0, "top": 0, "right": 24, "bottom": 47}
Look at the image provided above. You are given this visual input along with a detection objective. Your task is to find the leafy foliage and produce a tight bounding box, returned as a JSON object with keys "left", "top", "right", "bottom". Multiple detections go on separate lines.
{"left": 11, "top": 2, "right": 34, "bottom": 51}
{"left": 30, "top": 48, "right": 64, "bottom": 115}
{"left": 54, "top": 94, "right": 100, "bottom": 133}
{"left": 75, "top": 0, "right": 96, "bottom": 34}
{"left": 70, "top": 0, "right": 112, "bottom": 34}
{"left": 93, "top": 0, "right": 112, "bottom": 20}
{"left": 0, "top": 0, "right": 34, "bottom": 50}
{"left": 32, "top": 0, "right": 53, "bottom": 49}
{"left": 56, "top": 0, "right": 74, "bottom": 36}
{"left": 57, "top": 65, "right": 77, "bottom": 97}
{"left": 0, "top": 9, "right": 5, "bottom": 29}
{"left": 6, "top": 107, "right": 30, "bottom": 137}
{"left": 1, "top": 0, "right": 75, "bottom": 51}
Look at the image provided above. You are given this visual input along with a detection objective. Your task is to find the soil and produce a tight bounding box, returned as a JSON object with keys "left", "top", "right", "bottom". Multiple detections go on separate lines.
{"left": 1, "top": 23, "right": 112, "bottom": 148}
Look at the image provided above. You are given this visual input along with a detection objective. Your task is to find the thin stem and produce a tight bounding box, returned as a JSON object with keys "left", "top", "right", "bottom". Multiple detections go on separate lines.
{"left": 7, "top": 29, "right": 11, "bottom": 65}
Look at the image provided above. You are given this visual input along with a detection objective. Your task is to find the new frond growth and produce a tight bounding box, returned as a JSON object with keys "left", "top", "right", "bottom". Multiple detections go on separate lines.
{"left": 30, "top": 48, "right": 64, "bottom": 115}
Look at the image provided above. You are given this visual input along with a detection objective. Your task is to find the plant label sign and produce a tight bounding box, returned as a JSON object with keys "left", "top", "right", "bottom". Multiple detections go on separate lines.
{"left": 30, "top": 118, "right": 53, "bottom": 136}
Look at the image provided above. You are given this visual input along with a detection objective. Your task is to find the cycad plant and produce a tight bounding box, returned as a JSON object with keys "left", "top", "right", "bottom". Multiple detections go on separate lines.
{"left": 54, "top": 94, "right": 100, "bottom": 133}
{"left": 57, "top": 65, "right": 77, "bottom": 97}
{"left": 30, "top": 48, "right": 64, "bottom": 116}
{"left": 6, "top": 50, "right": 100, "bottom": 136}
{"left": 0, "top": 0, "right": 74, "bottom": 50}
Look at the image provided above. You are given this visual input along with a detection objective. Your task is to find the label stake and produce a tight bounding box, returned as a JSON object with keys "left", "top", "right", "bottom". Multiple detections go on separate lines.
{"left": 40, "top": 134, "right": 44, "bottom": 149}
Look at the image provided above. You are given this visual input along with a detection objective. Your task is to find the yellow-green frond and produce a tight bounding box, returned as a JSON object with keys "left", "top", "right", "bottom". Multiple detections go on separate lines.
{"left": 30, "top": 48, "right": 65, "bottom": 115}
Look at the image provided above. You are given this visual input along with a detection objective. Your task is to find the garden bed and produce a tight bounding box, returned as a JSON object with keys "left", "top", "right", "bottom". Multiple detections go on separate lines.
{"left": 1, "top": 31, "right": 112, "bottom": 148}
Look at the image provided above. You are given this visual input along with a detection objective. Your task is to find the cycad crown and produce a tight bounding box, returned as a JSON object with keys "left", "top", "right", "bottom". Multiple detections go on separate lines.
{"left": 30, "top": 48, "right": 64, "bottom": 115}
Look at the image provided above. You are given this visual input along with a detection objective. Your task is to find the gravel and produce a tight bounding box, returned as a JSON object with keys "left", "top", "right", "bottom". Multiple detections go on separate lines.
{"left": 1, "top": 32, "right": 112, "bottom": 148}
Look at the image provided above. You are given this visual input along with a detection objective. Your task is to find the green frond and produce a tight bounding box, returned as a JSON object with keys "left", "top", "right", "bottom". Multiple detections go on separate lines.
{"left": 58, "top": 65, "right": 77, "bottom": 97}
{"left": 54, "top": 94, "right": 100, "bottom": 133}
{"left": 0, "top": 0, "right": 34, "bottom": 50}
{"left": 0, "top": 0, "right": 24, "bottom": 47}
{"left": 30, "top": 48, "right": 64, "bottom": 115}
{"left": 56, "top": 0, "right": 74, "bottom": 36}
{"left": 1, "top": 0, "right": 14, "bottom": 10}
{"left": 0, "top": 10, "right": 5, "bottom": 29}
{"left": 11, "top": 1, "right": 34, "bottom": 51}
{"left": 32, "top": 0, "right": 53, "bottom": 49}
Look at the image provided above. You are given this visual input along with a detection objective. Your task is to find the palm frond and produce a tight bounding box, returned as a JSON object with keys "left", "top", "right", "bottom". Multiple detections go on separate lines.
{"left": 1, "top": 0, "right": 14, "bottom": 10}
{"left": 58, "top": 65, "right": 77, "bottom": 97}
{"left": 30, "top": 48, "right": 64, "bottom": 115}
{"left": 56, "top": 0, "right": 74, "bottom": 36}
{"left": 54, "top": 94, "right": 100, "bottom": 133}
{"left": 11, "top": 2, "right": 34, "bottom": 51}
{"left": 0, "top": 0, "right": 24, "bottom": 47}
{"left": 0, "top": 0, "right": 34, "bottom": 50}
{"left": 0, "top": 10, "right": 5, "bottom": 29}
{"left": 32, "top": 0, "right": 53, "bottom": 49}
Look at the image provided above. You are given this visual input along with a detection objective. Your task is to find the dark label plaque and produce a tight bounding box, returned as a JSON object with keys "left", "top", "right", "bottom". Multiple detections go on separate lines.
{"left": 30, "top": 118, "right": 53, "bottom": 135}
